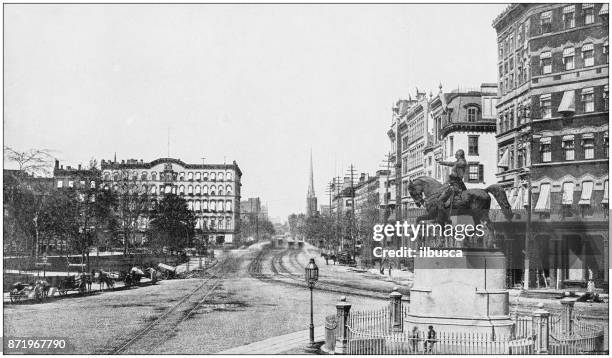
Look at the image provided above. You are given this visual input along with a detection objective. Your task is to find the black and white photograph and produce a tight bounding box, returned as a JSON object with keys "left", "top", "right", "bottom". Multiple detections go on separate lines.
{"left": 2, "top": 2, "right": 610, "bottom": 355}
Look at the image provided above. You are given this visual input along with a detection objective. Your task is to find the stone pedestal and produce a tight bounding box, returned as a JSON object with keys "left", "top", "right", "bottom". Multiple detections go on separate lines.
{"left": 405, "top": 217, "right": 514, "bottom": 336}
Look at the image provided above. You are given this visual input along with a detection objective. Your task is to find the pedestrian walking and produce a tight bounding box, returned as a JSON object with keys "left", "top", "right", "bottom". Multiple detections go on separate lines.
{"left": 411, "top": 326, "right": 420, "bottom": 352}
{"left": 388, "top": 263, "right": 392, "bottom": 277}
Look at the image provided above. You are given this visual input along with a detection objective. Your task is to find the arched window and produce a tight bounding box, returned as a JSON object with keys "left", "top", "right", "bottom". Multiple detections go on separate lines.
{"left": 187, "top": 200, "right": 193, "bottom": 210}
{"left": 226, "top": 185, "right": 232, "bottom": 195}
{"left": 131, "top": 171, "right": 138, "bottom": 181}
{"left": 141, "top": 171, "right": 147, "bottom": 180}
{"left": 210, "top": 218, "right": 216, "bottom": 230}
{"left": 151, "top": 172, "right": 157, "bottom": 181}
{"left": 219, "top": 172, "right": 224, "bottom": 181}
{"left": 218, "top": 187, "right": 224, "bottom": 196}
{"left": 179, "top": 185, "right": 185, "bottom": 195}
{"left": 172, "top": 186, "right": 177, "bottom": 194}
{"left": 203, "top": 200, "right": 208, "bottom": 211}
{"left": 188, "top": 185, "right": 193, "bottom": 194}
{"left": 226, "top": 218, "right": 232, "bottom": 230}
{"left": 210, "top": 201, "right": 216, "bottom": 211}
{"left": 113, "top": 172, "right": 119, "bottom": 181}
{"left": 226, "top": 172, "right": 232, "bottom": 181}
{"left": 151, "top": 186, "right": 157, "bottom": 194}
{"left": 165, "top": 185, "right": 171, "bottom": 194}
{"left": 467, "top": 106, "right": 479, "bottom": 122}
{"left": 203, "top": 172, "right": 209, "bottom": 181}
{"left": 179, "top": 172, "right": 185, "bottom": 181}
{"left": 142, "top": 184, "right": 148, "bottom": 194}
{"left": 226, "top": 201, "right": 232, "bottom": 211}
{"left": 195, "top": 200, "right": 201, "bottom": 211}
{"left": 188, "top": 172, "right": 193, "bottom": 180}
{"left": 104, "top": 172, "right": 110, "bottom": 181}
{"left": 211, "top": 172, "right": 216, "bottom": 181}
{"left": 210, "top": 185, "right": 216, "bottom": 195}
{"left": 203, "top": 185, "right": 208, "bottom": 195}
{"left": 195, "top": 172, "right": 201, "bottom": 180}
{"left": 218, "top": 200, "right": 224, "bottom": 212}
{"left": 195, "top": 185, "right": 201, "bottom": 195}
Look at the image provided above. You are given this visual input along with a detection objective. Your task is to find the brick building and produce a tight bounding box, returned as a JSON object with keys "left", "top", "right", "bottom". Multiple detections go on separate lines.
{"left": 493, "top": 3, "right": 608, "bottom": 288}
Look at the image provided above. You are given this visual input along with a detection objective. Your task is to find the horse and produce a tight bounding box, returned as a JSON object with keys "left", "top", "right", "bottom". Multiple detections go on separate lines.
{"left": 94, "top": 270, "right": 115, "bottom": 290}
{"left": 407, "top": 176, "right": 514, "bottom": 229}
{"left": 33, "top": 280, "right": 51, "bottom": 301}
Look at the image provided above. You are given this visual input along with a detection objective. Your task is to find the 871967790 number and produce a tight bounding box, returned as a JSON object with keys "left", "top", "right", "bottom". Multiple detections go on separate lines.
{"left": 4, "top": 337, "right": 72, "bottom": 353}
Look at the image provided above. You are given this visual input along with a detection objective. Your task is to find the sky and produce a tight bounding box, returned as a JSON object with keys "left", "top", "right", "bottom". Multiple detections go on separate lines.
{"left": 4, "top": 4, "right": 507, "bottom": 220}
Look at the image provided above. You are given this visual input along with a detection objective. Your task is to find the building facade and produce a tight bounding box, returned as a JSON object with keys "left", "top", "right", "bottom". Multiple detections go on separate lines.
{"left": 100, "top": 157, "right": 242, "bottom": 245}
{"left": 493, "top": 3, "right": 609, "bottom": 288}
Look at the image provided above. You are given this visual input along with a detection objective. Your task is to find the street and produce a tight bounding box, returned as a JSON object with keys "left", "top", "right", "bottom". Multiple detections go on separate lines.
{"left": 4, "top": 241, "right": 608, "bottom": 354}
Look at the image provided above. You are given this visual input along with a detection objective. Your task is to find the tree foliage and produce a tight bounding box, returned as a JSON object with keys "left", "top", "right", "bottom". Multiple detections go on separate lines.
{"left": 149, "top": 194, "right": 195, "bottom": 253}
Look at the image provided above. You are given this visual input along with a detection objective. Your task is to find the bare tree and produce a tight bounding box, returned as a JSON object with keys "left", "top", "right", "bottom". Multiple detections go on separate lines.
{"left": 4, "top": 146, "right": 54, "bottom": 176}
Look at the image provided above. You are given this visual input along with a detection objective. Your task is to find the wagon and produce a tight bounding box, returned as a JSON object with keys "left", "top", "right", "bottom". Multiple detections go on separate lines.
{"left": 9, "top": 281, "right": 49, "bottom": 303}
{"left": 57, "top": 274, "right": 91, "bottom": 296}
{"left": 157, "top": 263, "right": 177, "bottom": 279}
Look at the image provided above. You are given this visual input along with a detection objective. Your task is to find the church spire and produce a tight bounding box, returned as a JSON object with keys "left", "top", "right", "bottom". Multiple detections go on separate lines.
{"left": 308, "top": 149, "right": 315, "bottom": 198}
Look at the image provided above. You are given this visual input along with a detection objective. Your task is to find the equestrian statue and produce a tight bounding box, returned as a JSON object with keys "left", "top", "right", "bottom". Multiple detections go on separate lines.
{"left": 407, "top": 149, "right": 514, "bottom": 230}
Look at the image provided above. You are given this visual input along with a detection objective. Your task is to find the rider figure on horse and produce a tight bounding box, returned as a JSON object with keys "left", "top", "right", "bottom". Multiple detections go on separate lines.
{"left": 436, "top": 149, "right": 468, "bottom": 208}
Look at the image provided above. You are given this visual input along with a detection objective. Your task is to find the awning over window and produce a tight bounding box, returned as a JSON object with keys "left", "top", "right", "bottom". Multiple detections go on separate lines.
{"left": 582, "top": 43, "right": 594, "bottom": 52}
{"left": 563, "top": 47, "right": 575, "bottom": 56}
{"left": 579, "top": 181, "right": 594, "bottom": 205}
{"left": 512, "top": 187, "right": 525, "bottom": 210}
{"left": 497, "top": 149, "right": 510, "bottom": 168}
{"left": 534, "top": 184, "right": 551, "bottom": 212}
{"left": 541, "top": 10, "right": 552, "bottom": 18}
{"left": 540, "top": 51, "right": 552, "bottom": 59}
{"left": 562, "top": 134, "right": 575, "bottom": 141}
{"left": 600, "top": 3, "right": 609, "bottom": 15}
{"left": 540, "top": 137, "right": 551, "bottom": 144}
{"left": 602, "top": 181, "right": 609, "bottom": 204}
{"left": 562, "top": 182, "right": 575, "bottom": 205}
{"left": 582, "top": 87, "right": 594, "bottom": 95}
{"left": 563, "top": 5, "right": 575, "bottom": 13}
{"left": 558, "top": 90, "right": 576, "bottom": 115}
{"left": 582, "top": 4, "right": 594, "bottom": 9}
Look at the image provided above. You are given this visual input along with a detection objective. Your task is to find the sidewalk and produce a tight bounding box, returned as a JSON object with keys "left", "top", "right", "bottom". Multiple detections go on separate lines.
{"left": 217, "top": 326, "right": 324, "bottom": 354}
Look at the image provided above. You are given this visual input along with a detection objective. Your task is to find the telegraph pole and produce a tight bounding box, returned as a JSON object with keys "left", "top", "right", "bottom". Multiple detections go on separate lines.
{"left": 346, "top": 165, "right": 357, "bottom": 260}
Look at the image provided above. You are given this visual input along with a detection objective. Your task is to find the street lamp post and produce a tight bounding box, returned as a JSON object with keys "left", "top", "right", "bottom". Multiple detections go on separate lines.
{"left": 305, "top": 258, "right": 319, "bottom": 345}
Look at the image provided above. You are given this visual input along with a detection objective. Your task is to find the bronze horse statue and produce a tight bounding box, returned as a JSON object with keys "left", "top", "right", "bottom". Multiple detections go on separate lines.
{"left": 407, "top": 176, "right": 514, "bottom": 228}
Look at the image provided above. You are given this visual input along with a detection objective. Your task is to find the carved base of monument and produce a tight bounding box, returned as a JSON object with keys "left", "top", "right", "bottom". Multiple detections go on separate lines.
{"left": 405, "top": 216, "right": 514, "bottom": 337}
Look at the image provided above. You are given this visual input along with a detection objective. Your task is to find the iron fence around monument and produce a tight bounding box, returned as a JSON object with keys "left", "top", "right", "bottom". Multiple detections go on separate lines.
{"left": 336, "top": 305, "right": 604, "bottom": 355}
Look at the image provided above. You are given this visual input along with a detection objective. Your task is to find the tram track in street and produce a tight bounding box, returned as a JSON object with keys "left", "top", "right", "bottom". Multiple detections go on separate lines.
{"left": 107, "top": 255, "right": 234, "bottom": 354}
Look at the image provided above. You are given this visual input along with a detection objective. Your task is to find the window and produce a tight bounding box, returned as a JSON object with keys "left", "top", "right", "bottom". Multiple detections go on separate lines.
{"left": 226, "top": 172, "right": 232, "bottom": 181}
{"left": 165, "top": 185, "right": 171, "bottom": 194}
{"left": 540, "top": 137, "right": 551, "bottom": 162}
{"left": 195, "top": 201, "right": 201, "bottom": 211}
{"left": 187, "top": 201, "right": 193, "bottom": 211}
{"left": 210, "top": 185, "right": 216, "bottom": 195}
{"left": 218, "top": 200, "right": 224, "bottom": 212}
{"left": 151, "top": 186, "right": 157, "bottom": 194}
{"left": 195, "top": 185, "right": 201, "bottom": 195}
{"left": 449, "top": 136, "right": 454, "bottom": 155}
{"left": 467, "top": 107, "right": 477, "bottom": 122}
{"left": 90, "top": 181, "right": 96, "bottom": 189}
{"left": 195, "top": 172, "right": 201, "bottom": 180}
{"left": 57, "top": 180, "right": 63, "bottom": 188}
{"left": 563, "top": 47, "right": 575, "bottom": 70}
{"left": 219, "top": 173, "right": 224, "bottom": 181}
{"left": 179, "top": 185, "right": 185, "bottom": 194}
{"left": 179, "top": 172, "right": 185, "bottom": 181}
{"left": 151, "top": 172, "right": 157, "bottom": 181}
{"left": 562, "top": 135, "right": 575, "bottom": 160}
{"left": 468, "top": 164, "right": 479, "bottom": 182}
{"left": 188, "top": 185, "right": 193, "bottom": 194}
{"left": 540, "top": 94, "right": 552, "bottom": 118}
{"left": 563, "top": 5, "right": 575, "bottom": 28}
{"left": 604, "top": 85, "right": 609, "bottom": 111}
{"left": 583, "top": 3, "right": 594, "bottom": 25}
{"left": 226, "top": 218, "right": 232, "bottom": 230}
{"left": 219, "top": 187, "right": 224, "bottom": 196}
{"left": 581, "top": 87, "right": 594, "bottom": 112}
{"left": 68, "top": 181, "right": 74, "bottom": 188}
{"left": 187, "top": 172, "right": 193, "bottom": 180}
{"left": 211, "top": 172, "right": 216, "bottom": 181}
{"left": 468, "top": 136, "right": 479, "bottom": 155}
{"left": 540, "top": 11, "right": 552, "bottom": 33}
{"left": 540, "top": 52, "right": 552, "bottom": 74}
{"left": 582, "top": 134, "right": 595, "bottom": 159}
{"left": 582, "top": 43, "right": 594, "bottom": 67}
{"left": 604, "top": 42, "right": 609, "bottom": 64}
{"left": 226, "top": 185, "right": 232, "bottom": 195}
{"left": 226, "top": 201, "right": 232, "bottom": 211}
{"left": 203, "top": 200, "right": 208, "bottom": 211}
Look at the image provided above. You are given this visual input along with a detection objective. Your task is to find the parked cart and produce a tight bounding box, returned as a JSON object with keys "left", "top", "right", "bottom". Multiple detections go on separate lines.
{"left": 9, "top": 280, "right": 50, "bottom": 303}
{"left": 57, "top": 274, "right": 91, "bottom": 296}
{"left": 157, "top": 263, "right": 177, "bottom": 280}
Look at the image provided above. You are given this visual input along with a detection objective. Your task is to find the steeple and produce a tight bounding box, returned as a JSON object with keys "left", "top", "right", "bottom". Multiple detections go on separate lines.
{"left": 308, "top": 149, "right": 315, "bottom": 198}
{"left": 306, "top": 149, "right": 318, "bottom": 217}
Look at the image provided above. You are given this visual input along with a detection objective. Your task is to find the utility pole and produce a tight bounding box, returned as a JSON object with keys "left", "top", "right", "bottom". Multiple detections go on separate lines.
{"left": 325, "top": 182, "right": 334, "bottom": 251}
{"left": 378, "top": 152, "right": 395, "bottom": 251}
{"left": 346, "top": 165, "right": 357, "bottom": 260}
{"left": 333, "top": 176, "right": 342, "bottom": 252}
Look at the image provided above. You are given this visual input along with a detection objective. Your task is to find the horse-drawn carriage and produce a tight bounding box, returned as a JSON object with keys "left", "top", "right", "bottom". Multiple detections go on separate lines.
{"left": 57, "top": 274, "right": 92, "bottom": 296}
{"left": 156, "top": 263, "right": 177, "bottom": 280}
{"left": 121, "top": 267, "right": 145, "bottom": 287}
{"left": 9, "top": 280, "right": 50, "bottom": 303}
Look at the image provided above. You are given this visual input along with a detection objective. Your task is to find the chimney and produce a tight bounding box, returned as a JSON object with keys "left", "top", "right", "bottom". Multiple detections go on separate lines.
{"left": 55, "top": 160, "right": 59, "bottom": 169}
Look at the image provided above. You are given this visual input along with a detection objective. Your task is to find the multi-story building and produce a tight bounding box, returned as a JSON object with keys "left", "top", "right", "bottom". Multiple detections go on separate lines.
{"left": 493, "top": 3, "right": 608, "bottom": 288}
{"left": 101, "top": 157, "right": 242, "bottom": 246}
{"left": 388, "top": 91, "right": 431, "bottom": 219}
{"left": 430, "top": 84, "right": 499, "bottom": 189}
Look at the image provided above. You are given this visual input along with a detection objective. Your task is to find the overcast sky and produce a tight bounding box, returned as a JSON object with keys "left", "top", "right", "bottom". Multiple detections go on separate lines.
{"left": 4, "top": 4, "right": 507, "bottom": 220}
